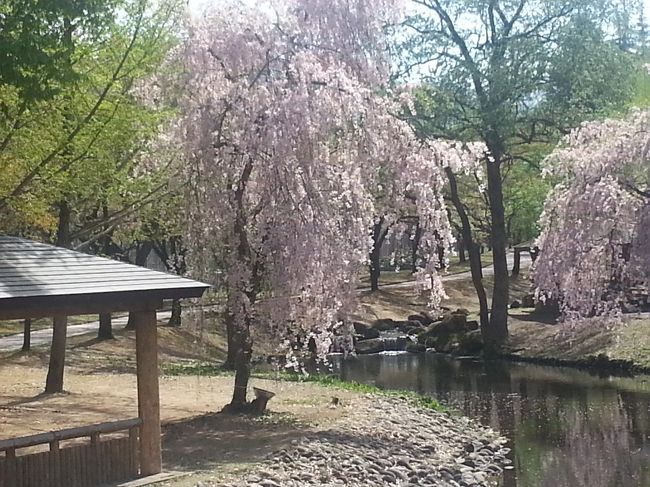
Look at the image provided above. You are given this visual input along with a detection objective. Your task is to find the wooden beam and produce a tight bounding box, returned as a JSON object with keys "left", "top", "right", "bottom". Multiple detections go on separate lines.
{"left": 0, "top": 292, "right": 163, "bottom": 320}
{"left": 0, "top": 418, "right": 142, "bottom": 451}
{"left": 134, "top": 310, "right": 162, "bottom": 476}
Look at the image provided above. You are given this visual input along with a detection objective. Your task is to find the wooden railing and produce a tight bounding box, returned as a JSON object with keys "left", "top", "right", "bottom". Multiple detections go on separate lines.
{"left": 0, "top": 418, "right": 142, "bottom": 487}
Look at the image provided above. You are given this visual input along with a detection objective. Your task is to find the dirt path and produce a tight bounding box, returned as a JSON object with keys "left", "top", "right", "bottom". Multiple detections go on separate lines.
{"left": 375, "top": 252, "right": 531, "bottom": 290}
{"left": 0, "top": 311, "right": 172, "bottom": 352}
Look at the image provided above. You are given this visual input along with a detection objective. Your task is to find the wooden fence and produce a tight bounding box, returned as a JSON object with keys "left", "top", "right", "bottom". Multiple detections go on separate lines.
{"left": 0, "top": 418, "right": 142, "bottom": 487}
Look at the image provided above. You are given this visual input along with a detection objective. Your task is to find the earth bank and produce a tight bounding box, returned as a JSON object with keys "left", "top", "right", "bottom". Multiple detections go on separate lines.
{"left": 0, "top": 324, "right": 508, "bottom": 487}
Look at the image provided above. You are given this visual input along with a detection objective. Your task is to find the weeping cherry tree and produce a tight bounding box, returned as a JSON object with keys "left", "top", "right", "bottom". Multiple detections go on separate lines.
{"left": 534, "top": 109, "right": 650, "bottom": 322}
{"left": 177, "top": 0, "right": 399, "bottom": 410}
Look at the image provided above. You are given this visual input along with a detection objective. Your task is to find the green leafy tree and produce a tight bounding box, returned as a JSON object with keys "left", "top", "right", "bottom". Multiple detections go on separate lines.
{"left": 0, "top": 0, "right": 184, "bottom": 394}
{"left": 0, "top": 0, "right": 119, "bottom": 101}
{"left": 402, "top": 0, "right": 641, "bottom": 349}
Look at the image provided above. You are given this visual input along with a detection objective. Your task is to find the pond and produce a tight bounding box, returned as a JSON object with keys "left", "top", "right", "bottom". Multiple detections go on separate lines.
{"left": 326, "top": 353, "right": 650, "bottom": 487}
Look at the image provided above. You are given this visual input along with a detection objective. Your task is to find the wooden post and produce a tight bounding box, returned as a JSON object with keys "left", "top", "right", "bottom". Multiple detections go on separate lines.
{"left": 45, "top": 315, "right": 68, "bottom": 393}
{"left": 134, "top": 310, "right": 161, "bottom": 475}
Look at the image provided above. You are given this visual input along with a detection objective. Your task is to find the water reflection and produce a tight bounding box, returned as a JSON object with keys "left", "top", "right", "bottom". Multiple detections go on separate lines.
{"left": 328, "top": 353, "right": 650, "bottom": 487}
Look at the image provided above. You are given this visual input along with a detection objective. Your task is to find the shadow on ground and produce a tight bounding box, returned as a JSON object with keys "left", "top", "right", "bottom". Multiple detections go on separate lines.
{"left": 162, "top": 411, "right": 307, "bottom": 471}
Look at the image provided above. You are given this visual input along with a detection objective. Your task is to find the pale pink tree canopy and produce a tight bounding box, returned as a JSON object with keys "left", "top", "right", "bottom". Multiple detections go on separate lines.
{"left": 174, "top": 0, "right": 484, "bottom": 357}
{"left": 534, "top": 109, "right": 650, "bottom": 319}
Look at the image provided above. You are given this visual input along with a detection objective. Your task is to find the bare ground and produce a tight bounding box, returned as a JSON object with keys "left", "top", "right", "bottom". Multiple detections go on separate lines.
{"left": 0, "top": 322, "right": 360, "bottom": 485}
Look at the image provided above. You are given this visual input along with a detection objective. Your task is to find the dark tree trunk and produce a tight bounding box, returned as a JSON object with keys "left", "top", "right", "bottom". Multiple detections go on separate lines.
{"left": 411, "top": 221, "right": 422, "bottom": 274}
{"left": 126, "top": 241, "right": 153, "bottom": 330}
{"left": 225, "top": 157, "right": 258, "bottom": 410}
{"left": 445, "top": 168, "right": 490, "bottom": 334}
{"left": 512, "top": 249, "right": 521, "bottom": 276}
{"left": 458, "top": 238, "right": 466, "bottom": 264}
{"left": 22, "top": 318, "right": 31, "bottom": 351}
{"left": 45, "top": 316, "right": 68, "bottom": 393}
{"left": 437, "top": 244, "right": 445, "bottom": 270}
{"left": 223, "top": 310, "right": 237, "bottom": 370}
{"left": 369, "top": 246, "right": 381, "bottom": 292}
{"left": 369, "top": 217, "right": 388, "bottom": 292}
{"left": 167, "top": 299, "right": 182, "bottom": 326}
{"left": 56, "top": 201, "right": 71, "bottom": 248}
{"left": 98, "top": 313, "right": 113, "bottom": 340}
{"left": 46, "top": 202, "right": 71, "bottom": 392}
{"left": 485, "top": 152, "right": 509, "bottom": 350}
{"left": 230, "top": 313, "right": 253, "bottom": 409}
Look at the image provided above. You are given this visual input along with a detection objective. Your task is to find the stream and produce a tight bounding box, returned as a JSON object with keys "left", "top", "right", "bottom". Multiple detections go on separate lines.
{"left": 325, "top": 352, "right": 650, "bottom": 486}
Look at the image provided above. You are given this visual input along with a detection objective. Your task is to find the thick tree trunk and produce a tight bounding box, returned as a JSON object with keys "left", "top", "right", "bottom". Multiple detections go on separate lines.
{"left": 126, "top": 241, "right": 153, "bottom": 330}
{"left": 230, "top": 314, "right": 253, "bottom": 409}
{"left": 445, "top": 168, "right": 490, "bottom": 333}
{"left": 226, "top": 156, "right": 258, "bottom": 410}
{"left": 45, "top": 202, "right": 71, "bottom": 392}
{"left": 167, "top": 299, "right": 182, "bottom": 326}
{"left": 22, "top": 318, "right": 31, "bottom": 351}
{"left": 98, "top": 313, "right": 113, "bottom": 340}
{"left": 512, "top": 249, "right": 521, "bottom": 276}
{"left": 485, "top": 155, "right": 509, "bottom": 350}
{"left": 369, "top": 218, "right": 388, "bottom": 292}
{"left": 45, "top": 316, "right": 68, "bottom": 393}
{"left": 56, "top": 201, "right": 71, "bottom": 247}
{"left": 436, "top": 244, "right": 446, "bottom": 270}
{"left": 369, "top": 246, "right": 381, "bottom": 292}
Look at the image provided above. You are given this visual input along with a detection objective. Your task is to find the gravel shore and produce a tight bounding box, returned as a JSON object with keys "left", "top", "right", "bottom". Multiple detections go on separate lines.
{"left": 197, "top": 395, "right": 509, "bottom": 487}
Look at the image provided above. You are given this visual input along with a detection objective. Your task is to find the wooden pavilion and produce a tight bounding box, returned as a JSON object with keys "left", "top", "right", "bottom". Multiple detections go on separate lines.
{"left": 0, "top": 236, "right": 209, "bottom": 487}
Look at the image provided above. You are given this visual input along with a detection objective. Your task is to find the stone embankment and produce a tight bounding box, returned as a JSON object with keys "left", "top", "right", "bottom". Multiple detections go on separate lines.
{"left": 197, "top": 395, "right": 509, "bottom": 487}
{"left": 352, "top": 308, "right": 484, "bottom": 356}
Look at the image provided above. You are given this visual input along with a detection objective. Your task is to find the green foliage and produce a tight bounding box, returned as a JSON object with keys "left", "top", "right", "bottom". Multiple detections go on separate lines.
{"left": 628, "top": 64, "right": 650, "bottom": 108}
{"left": 0, "top": 0, "right": 119, "bottom": 101}
{"left": 404, "top": 1, "right": 646, "bottom": 247}
{"left": 0, "top": 0, "right": 184, "bottom": 245}
{"left": 543, "top": 14, "right": 639, "bottom": 126}
{"left": 504, "top": 145, "right": 555, "bottom": 244}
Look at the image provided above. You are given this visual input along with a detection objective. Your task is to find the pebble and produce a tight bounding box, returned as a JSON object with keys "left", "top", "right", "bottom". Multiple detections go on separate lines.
{"left": 194, "top": 396, "right": 509, "bottom": 486}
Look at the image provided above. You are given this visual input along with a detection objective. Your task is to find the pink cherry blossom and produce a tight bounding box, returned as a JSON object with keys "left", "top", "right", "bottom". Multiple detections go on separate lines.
{"left": 534, "top": 109, "right": 650, "bottom": 321}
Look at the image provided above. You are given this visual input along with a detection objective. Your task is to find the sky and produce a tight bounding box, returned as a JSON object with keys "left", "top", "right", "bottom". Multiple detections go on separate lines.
{"left": 188, "top": 0, "right": 650, "bottom": 17}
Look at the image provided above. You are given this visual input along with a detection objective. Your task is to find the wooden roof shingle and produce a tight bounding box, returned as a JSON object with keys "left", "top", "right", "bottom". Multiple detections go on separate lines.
{"left": 0, "top": 236, "right": 210, "bottom": 319}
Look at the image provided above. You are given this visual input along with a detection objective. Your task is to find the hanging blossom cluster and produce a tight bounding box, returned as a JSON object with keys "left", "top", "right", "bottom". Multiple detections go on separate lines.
{"left": 534, "top": 109, "right": 650, "bottom": 321}
{"left": 175, "top": 0, "right": 417, "bottom": 360}
{"left": 347, "top": 89, "right": 487, "bottom": 309}
{"left": 172, "top": 0, "right": 482, "bottom": 363}
{"left": 385, "top": 123, "right": 485, "bottom": 309}
{"left": 407, "top": 138, "right": 486, "bottom": 308}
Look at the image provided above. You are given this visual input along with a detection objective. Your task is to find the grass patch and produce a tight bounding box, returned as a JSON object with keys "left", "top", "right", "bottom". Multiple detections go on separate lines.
{"left": 279, "top": 373, "right": 448, "bottom": 412}
{"left": 162, "top": 361, "right": 448, "bottom": 412}
{"left": 161, "top": 361, "right": 230, "bottom": 376}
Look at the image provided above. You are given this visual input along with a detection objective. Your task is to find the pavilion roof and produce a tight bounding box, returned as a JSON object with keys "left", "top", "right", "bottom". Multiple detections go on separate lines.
{"left": 0, "top": 236, "right": 209, "bottom": 319}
